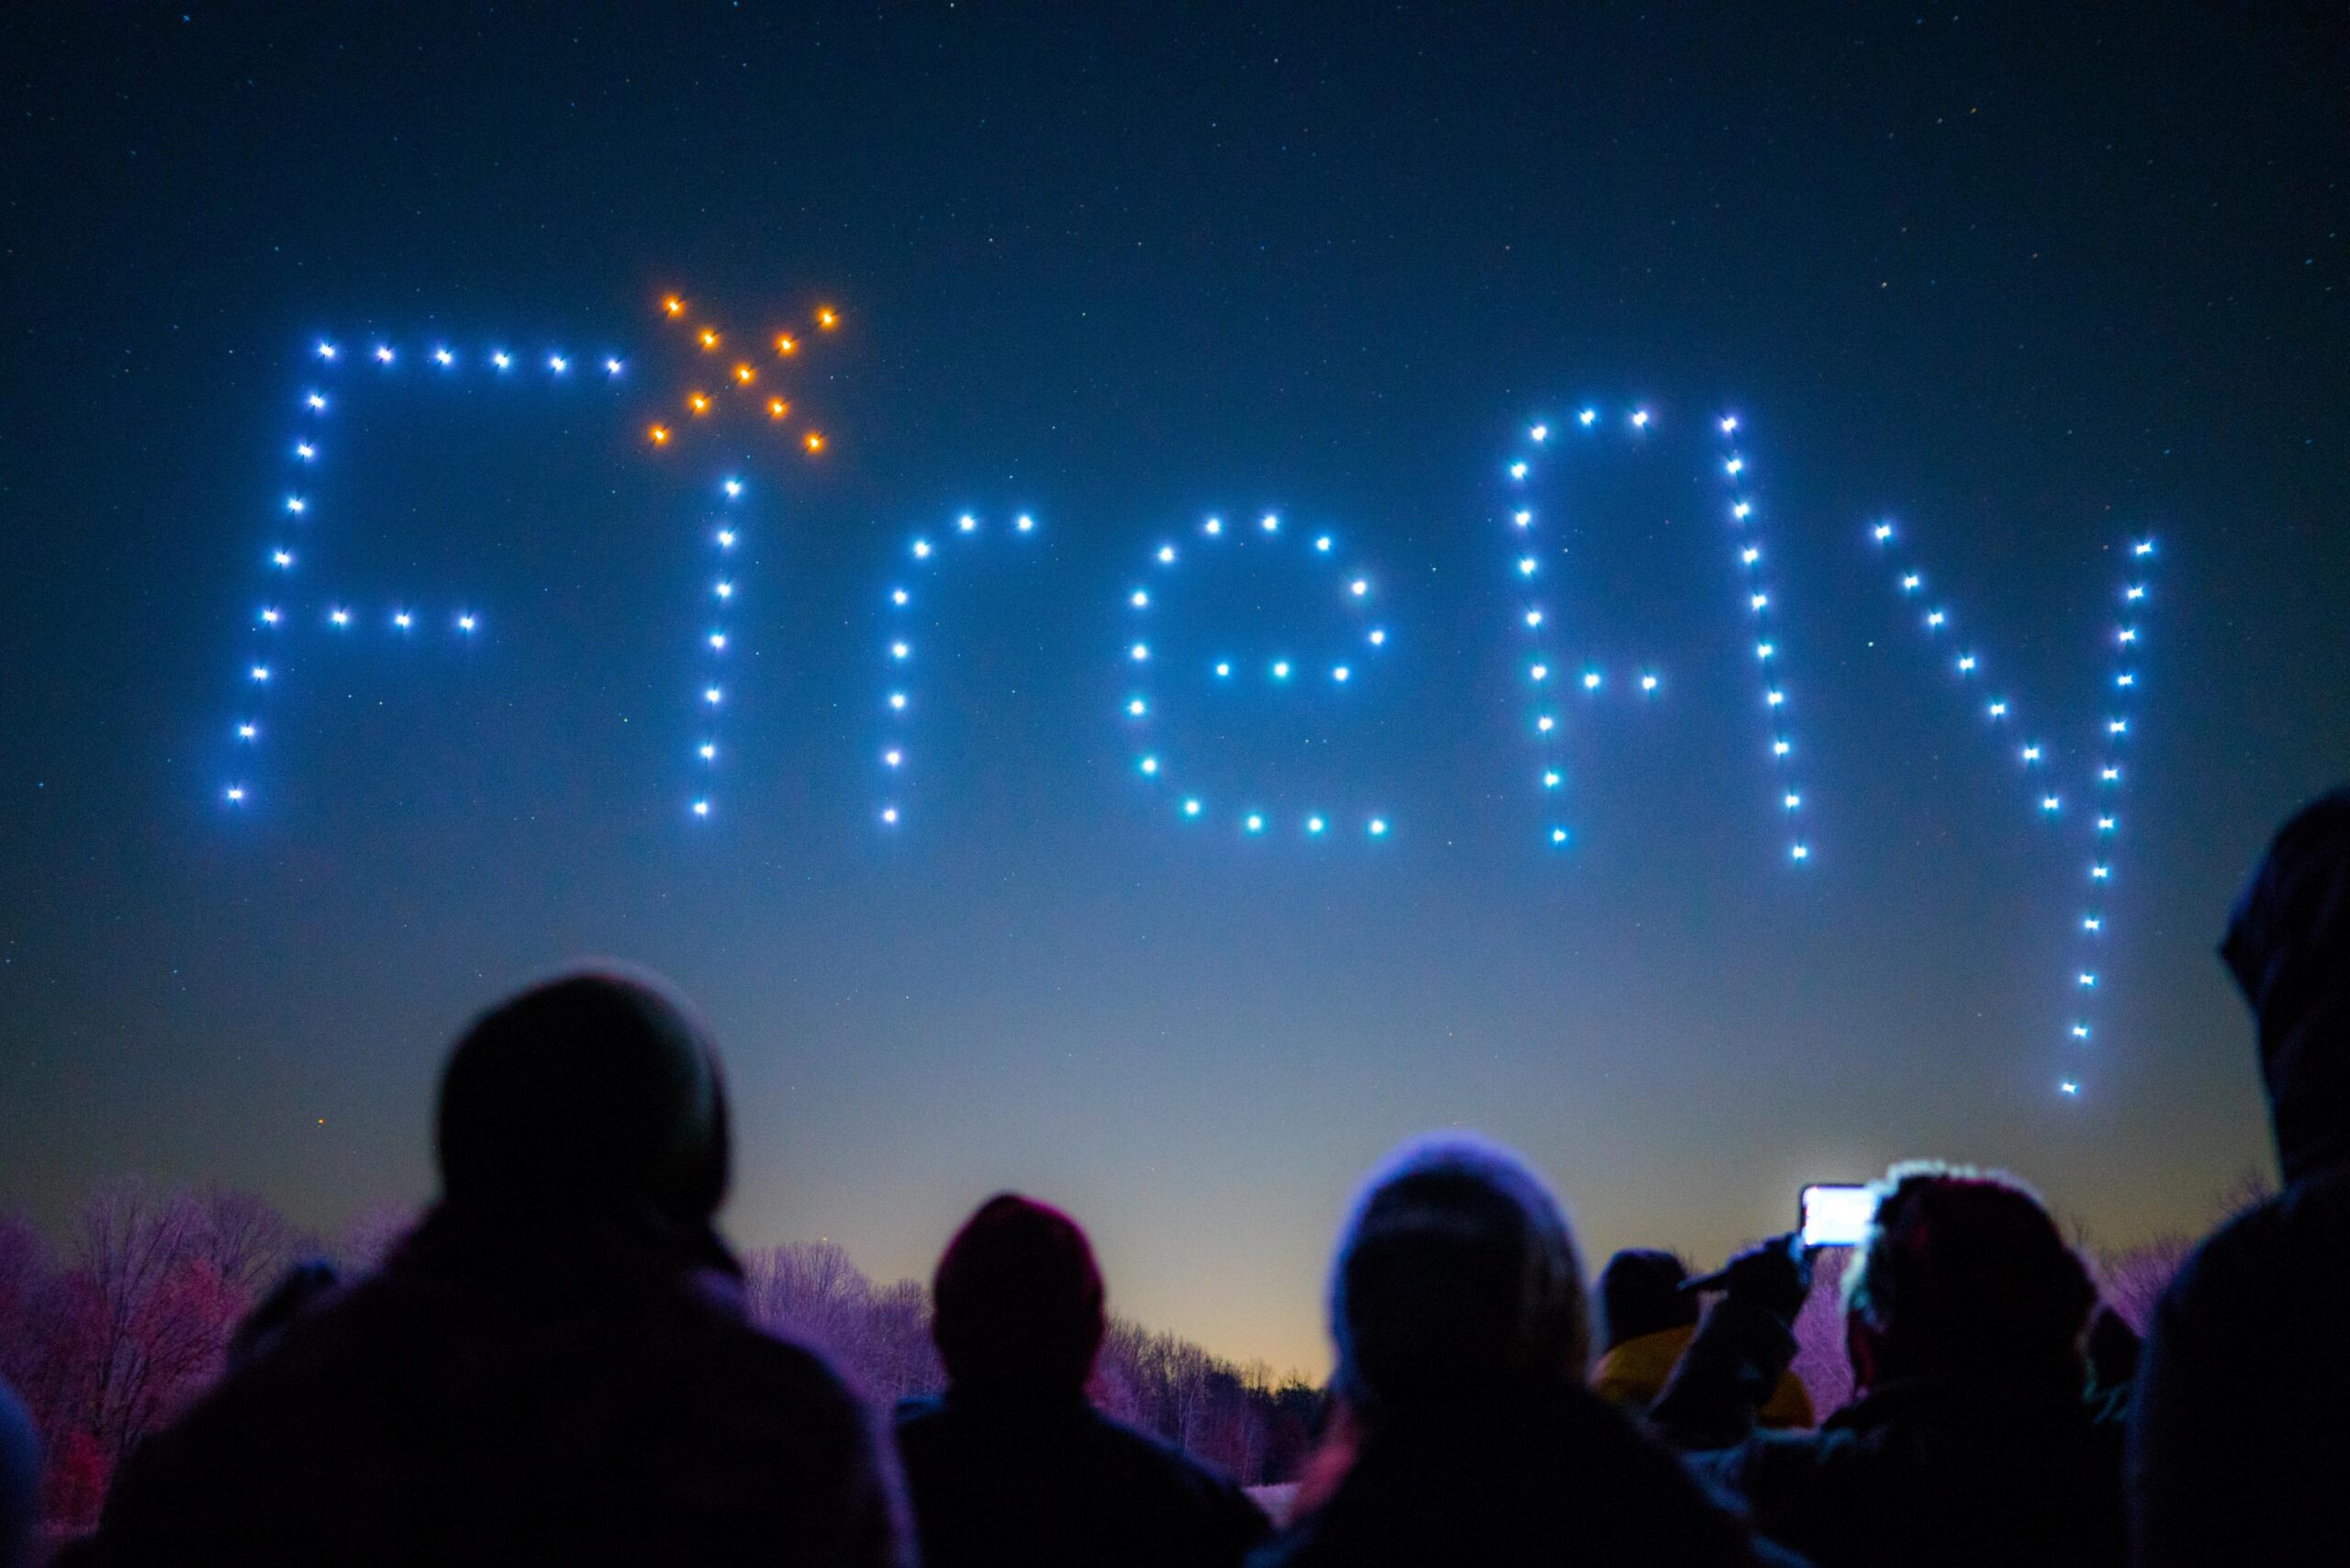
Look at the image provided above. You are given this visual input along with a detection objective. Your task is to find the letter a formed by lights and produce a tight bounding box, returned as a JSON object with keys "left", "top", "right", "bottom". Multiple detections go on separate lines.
{"left": 1501, "top": 401, "right": 1808, "bottom": 862}
{"left": 1125, "top": 508, "right": 1393, "bottom": 843}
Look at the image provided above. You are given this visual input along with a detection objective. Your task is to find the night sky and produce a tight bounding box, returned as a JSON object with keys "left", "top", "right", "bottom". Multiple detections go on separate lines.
{"left": 3, "top": 6, "right": 2344, "bottom": 1375}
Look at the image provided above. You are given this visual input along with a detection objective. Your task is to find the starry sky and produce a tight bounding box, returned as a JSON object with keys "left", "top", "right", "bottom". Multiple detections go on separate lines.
{"left": 2, "top": 5, "right": 2344, "bottom": 1375}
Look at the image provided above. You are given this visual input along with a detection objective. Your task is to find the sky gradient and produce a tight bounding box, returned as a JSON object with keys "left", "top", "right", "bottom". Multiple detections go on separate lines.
{"left": 2, "top": 6, "right": 2344, "bottom": 1374}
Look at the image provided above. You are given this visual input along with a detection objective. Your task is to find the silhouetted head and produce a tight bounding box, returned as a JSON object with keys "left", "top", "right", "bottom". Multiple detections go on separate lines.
{"left": 1842, "top": 1163, "right": 2093, "bottom": 1390}
{"left": 435, "top": 969, "right": 730, "bottom": 1226}
{"left": 931, "top": 1194, "right": 1106, "bottom": 1399}
{"left": 2221, "top": 787, "right": 2350, "bottom": 1183}
{"left": 1330, "top": 1136, "right": 1588, "bottom": 1416}
{"left": 1597, "top": 1249, "right": 1695, "bottom": 1352}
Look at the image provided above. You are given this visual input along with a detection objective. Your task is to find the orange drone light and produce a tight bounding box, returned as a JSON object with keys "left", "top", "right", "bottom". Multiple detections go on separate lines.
{"left": 816, "top": 308, "right": 838, "bottom": 330}
{"left": 648, "top": 424, "right": 671, "bottom": 445}
{"left": 663, "top": 296, "right": 686, "bottom": 317}
{"left": 699, "top": 328, "right": 720, "bottom": 351}
{"left": 733, "top": 363, "right": 756, "bottom": 386}
{"left": 776, "top": 334, "right": 798, "bottom": 356}
{"left": 767, "top": 398, "right": 790, "bottom": 420}
{"left": 688, "top": 392, "right": 711, "bottom": 415}
{"left": 803, "top": 431, "right": 825, "bottom": 453}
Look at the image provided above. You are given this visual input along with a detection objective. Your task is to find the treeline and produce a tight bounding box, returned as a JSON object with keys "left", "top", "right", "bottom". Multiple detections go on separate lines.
{"left": 0, "top": 1181, "right": 1326, "bottom": 1530}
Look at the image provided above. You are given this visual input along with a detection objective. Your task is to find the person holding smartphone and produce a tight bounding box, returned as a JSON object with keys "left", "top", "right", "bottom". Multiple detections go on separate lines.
{"left": 1650, "top": 1165, "right": 2122, "bottom": 1568}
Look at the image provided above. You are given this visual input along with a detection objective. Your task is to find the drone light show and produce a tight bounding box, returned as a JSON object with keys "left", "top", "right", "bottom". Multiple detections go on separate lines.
{"left": 207, "top": 292, "right": 2178, "bottom": 1105}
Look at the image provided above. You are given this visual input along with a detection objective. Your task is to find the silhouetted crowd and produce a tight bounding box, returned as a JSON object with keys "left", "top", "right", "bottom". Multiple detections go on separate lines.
{"left": 2, "top": 786, "right": 2344, "bottom": 1566}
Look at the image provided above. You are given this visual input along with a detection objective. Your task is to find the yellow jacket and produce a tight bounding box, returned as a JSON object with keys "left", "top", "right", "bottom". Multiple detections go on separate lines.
{"left": 1592, "top": 1325, "right": 1816, "bottom": 1428}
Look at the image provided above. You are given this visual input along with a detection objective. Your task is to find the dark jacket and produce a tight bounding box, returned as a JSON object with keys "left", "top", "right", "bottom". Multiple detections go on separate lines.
{"left": 2128, "top": 788, "right": 2350, "bottom": 1568}
{"left": 1657, "top": 1299, "right": 2122, "bottom": 1568}
{"left": 1250, "top": 1378, "right": 1783, "bottom": 1568}
{"left": 894, "top": 1390, "right": 1268, "bottom": 1568}
{"left": 0, "top": 1375, "right": 36, "bottom": 1568}
{"left": 80, "top": 1203, "right": 905, "bottom": 1567}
